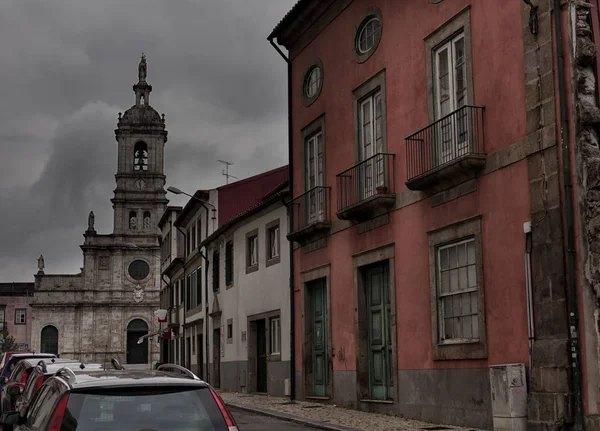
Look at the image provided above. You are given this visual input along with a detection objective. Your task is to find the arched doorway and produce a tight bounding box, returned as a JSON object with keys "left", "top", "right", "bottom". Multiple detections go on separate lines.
{"left": 126, "top": 319, "right": 149, "bottom": 364}
{"left": 40, "top": 326, "right": 58, "bottom": 355}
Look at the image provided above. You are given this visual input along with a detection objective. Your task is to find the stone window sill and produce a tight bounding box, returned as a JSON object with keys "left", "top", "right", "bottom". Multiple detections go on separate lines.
{"left": 246, "top": 264, "right": 259, "bottom": 274}
{"left": 266, "top": 256, "right": 281, "bottom": 268}
{"left": 433, "top": 339, "right": 487, "bottom": 361}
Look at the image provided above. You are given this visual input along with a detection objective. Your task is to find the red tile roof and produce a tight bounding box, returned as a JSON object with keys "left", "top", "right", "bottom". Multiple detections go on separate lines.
{"left": 217, "top": 165, "right": 288, "bottom": 226}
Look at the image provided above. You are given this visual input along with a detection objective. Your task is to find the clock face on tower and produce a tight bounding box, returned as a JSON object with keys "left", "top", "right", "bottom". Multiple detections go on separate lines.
{"left": 134, "top": 179, "right": 146, "bottom": 190}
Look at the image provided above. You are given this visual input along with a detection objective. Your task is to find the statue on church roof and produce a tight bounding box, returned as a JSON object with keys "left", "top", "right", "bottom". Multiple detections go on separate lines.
{"left": 37, "top": 254, "right": 45, "bottom": 274}
{"left": 88, "top": 211, "right": 95, "bottom": 231}
{"left": 138, "top": 53, "right": 147, "bottom": 82}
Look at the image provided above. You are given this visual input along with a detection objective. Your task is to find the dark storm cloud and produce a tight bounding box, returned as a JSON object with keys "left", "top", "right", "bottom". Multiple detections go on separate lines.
{"left": 0, "top": 0, "right": 295, "bottom": 281}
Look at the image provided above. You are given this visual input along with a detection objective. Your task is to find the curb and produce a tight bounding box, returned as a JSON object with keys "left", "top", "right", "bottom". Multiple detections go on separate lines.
{"left": 225, "top": 402, "right": 359, "bottom": 431}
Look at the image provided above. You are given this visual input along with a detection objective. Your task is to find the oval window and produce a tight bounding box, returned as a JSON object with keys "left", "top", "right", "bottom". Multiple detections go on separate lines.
{"left": 304, "top": 66, "right": 322, "bottom": 98}
{"left": 356, "top": 16, "right": 382, "bottom": 54}
{"left": 128, "top": 260, "right": 150, "bottom": 281}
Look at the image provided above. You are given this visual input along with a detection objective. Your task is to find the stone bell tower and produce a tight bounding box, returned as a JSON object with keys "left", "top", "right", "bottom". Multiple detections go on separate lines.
{"left": 112, "top": 54, "right": 168, "bottom": 238}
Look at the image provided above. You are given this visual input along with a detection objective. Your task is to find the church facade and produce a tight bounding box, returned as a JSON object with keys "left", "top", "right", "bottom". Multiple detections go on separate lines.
{"left": 31, "top": 56, "right": 167, "bottom": 366}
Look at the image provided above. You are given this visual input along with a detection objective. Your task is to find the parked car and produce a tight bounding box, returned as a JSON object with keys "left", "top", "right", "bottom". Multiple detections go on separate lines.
{"left": 0, "top": 354, "right": 56, "bottom": 392}
{"left": 1, "top": 363, "right": 239, "bottom": 431}
{"left": 12, "top": 358, "right": 116, "bottom": 417}
{"left": 0, "top": 352, "right": 32, "bottom": 374}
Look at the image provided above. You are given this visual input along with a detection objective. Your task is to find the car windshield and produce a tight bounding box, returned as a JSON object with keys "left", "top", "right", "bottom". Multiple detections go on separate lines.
{"left": 62, "top": 387, "right": 229, "bottom": 431}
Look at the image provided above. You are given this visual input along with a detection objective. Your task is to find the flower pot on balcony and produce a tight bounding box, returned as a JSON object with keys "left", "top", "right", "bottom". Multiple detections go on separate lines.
{"left": 376, "top": 186, "right": 388, "bottom": 194}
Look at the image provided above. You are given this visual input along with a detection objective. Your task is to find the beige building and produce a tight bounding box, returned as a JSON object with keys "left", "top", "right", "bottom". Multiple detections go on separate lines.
{"left": 31, "top": 56, "right": 168, "bottom": 365}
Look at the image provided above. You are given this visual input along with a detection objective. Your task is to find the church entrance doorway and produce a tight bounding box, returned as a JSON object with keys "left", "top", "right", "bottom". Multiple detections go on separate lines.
{"left": 127, "top": 319, "right": 149, "bottom": 364}
{"left": 40, "top": 325, "right": 59, "bottom": 355}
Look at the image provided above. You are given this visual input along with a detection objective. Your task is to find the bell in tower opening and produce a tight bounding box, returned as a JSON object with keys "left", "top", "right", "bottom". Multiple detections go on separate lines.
{"left": 134, "top": 141, "right": 148, "bottom": 171}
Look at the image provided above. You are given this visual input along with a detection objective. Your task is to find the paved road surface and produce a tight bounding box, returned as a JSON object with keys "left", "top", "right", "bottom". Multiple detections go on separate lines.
{"left": 230, "top": 407, "right": 323, "bottom": 430}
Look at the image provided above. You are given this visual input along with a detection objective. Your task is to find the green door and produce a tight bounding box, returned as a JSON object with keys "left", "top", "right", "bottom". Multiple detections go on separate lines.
{"left": 365, "top": 261, "right": 393, "bottom": 400}
{"left": 311, "top": 279, "right": 328, "bottom": 397}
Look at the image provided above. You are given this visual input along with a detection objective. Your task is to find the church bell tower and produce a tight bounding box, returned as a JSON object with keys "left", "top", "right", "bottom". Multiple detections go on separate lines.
{"left": 112, "top": 55, "right": 168, "bottom": 238}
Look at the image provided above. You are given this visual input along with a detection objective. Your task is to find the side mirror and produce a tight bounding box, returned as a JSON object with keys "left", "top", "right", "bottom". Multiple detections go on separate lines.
{"left": 6, "top": 385, "right": 22, "bottom": 397}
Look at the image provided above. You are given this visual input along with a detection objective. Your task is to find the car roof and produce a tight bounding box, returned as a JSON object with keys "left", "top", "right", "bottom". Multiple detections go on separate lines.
{"left": 8, "top": 353, "right": 55, "bottom": 361}
{"left": 54, "top": 369, "right": 208, "bottom": 391}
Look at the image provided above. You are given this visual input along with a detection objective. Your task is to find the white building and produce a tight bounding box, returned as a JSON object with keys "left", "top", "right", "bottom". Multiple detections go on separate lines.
{"left": 204, "top": 181, "right": 290, "bottom": 395}
{"left": 172, "top": 189, "right": 218, "bottom": 378}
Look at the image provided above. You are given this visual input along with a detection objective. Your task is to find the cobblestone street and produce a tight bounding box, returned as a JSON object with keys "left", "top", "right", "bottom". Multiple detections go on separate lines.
{"left": 220, "top": 392, "right": 483, "bottom": 431}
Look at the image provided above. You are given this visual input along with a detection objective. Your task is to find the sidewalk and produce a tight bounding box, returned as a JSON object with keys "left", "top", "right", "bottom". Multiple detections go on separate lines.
{"left": 219, "top": 391, "right": 481, "bottom": 431}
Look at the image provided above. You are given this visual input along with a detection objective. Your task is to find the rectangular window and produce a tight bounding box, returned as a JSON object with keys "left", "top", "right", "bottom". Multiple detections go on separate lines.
{"left": 437, "top": 238, "right": 478, "bottom": 343}
{"left": 192, "top": 335, "right": 196, "bottom": 355}
{"left": 191, "top": 224, "right": 196, "bottom": 251}
{"left": 305, "top": 131, "right": 324, "bottom": 222}
{"left": 186, "top": 274, "right": 192, "bottom": 311}
{"left": 248, "top": 235, "right": 258, "bottom": 267}
{"left": 268, "top": 226, "right": 280, "bottom": 260}
{"left": 225, "top": 241, "right": 233, "bottom": 286}
{"left": 433, "top": 31, "right": 468, "bottom": 164}
{"left": 0, "top": 306, "right": 6, "bottom": 323}
{"left": 169, "top": 285, "right": 174, "bottom": 308}
{"left": 186, "top": 233, "right": 191, "bottom": 257}
{"left": 15, "top": 309, "right": 26, "bottom": 325}
{"left": 191, "top": 270, "right": 197, "bottom": 308}
{"left": 196, "top": 268, "right": 202, "bottom": 307}
{"left": 357, "top": 90, "right": 384, "bottom": 200}
{"left": 270, "top": 317, "right": 281, "bottom": 355}
{"left": 212, "top": 251, "right": 220, "bottom": 292}
{"left": 227, "top": 323, "right": 233, "bottom": 340}
{"left": 197, "top": 219, "right": 202, "bottom": 243}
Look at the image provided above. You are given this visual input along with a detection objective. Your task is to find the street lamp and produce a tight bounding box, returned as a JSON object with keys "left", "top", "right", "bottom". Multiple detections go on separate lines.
{"left": 166, "top": 185, "right": 215, "bottom": 383}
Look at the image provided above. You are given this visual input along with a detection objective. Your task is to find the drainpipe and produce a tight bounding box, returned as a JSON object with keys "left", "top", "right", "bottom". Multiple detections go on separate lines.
{"left": 268, "top": 35, "right": 295, "bottom": 401}
{"left": 199, "top": 203, "right": 210, "bottom": 384}
{"left": 524, "top": 223, "right": 534, "bottom": 389}
{"left": 553, "top": 0, "right": 584, "bottom": 428}
{"left": 175, "top": 226, "right": 187, "bottom": 369}
{"left": 161, "top": 274, "right": 171, "bottom": 363}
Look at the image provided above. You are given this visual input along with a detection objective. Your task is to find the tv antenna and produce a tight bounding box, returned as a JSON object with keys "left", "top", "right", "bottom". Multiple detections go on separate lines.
{"left": 219, "top": 160, "right": 237, "bottom": 184}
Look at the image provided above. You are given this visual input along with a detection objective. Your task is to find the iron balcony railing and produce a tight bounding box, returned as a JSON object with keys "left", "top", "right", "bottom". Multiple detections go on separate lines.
{"left": 336, "top": 153, "right": 396, "bottom": 212}
{"left": 405, "top": 105, "right": 485, "bottom": 182}
{"left": 288, "top": 186, "right": 331, "bottom": 233}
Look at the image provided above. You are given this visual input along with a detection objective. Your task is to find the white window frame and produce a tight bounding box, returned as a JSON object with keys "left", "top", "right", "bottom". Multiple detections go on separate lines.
{"left": 433, "top": 31, "right": 469, "bottom": 164}
{"left": 270, "top": 317, "right": 281, "bottom": 355}
{"left": 358, "top": 90, "right": 384, "bottom": 199}
{"left": 305, "top": 131, "right": 324, "bottom": 222}
{"left": 269, "top": 226, "right": 280, "bottom": 259}
{"left": 436, "top": 237, "right": 479, "bottom": 344}
{"left": 249, "top": 235, "right": 258, "bottom": 267}
{"left": 15, "top": 309, "right": 26, "bottom": 324}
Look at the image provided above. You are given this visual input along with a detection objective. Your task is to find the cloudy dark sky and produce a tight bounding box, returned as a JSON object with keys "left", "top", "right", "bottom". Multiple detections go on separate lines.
{"left": 0, "top": 0, "right": 296, "bottom": 282}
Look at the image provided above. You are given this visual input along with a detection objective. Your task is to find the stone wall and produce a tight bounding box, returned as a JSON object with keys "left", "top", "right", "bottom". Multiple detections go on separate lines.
{"left": 572, "top": 1, "right": 600, "bottom": 427}
{"left": 521, "top": 1, "right": 573, "bottom": 429}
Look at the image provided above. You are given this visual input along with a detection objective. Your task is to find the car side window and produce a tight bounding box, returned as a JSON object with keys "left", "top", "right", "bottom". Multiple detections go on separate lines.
{"left": 29, "top": 380, "right": 64, "bottom": 431}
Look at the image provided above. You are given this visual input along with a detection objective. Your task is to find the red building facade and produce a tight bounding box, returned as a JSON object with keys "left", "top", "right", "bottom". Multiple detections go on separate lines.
{"left": 270, "top": 0, "right": 600, "bottom": 429}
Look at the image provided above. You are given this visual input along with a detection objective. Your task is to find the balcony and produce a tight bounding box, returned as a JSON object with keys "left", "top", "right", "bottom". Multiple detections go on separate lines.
{"left": 405, "top": 105, "right": 486, "bottom": 193}
{"left": 168, "top": 308, "right": 180, "bottom": 328}
{"left": 336, "top": 153, "right": 396, "bottom": 222}
{"left": 287, "top": 186, "right": 332, "bottom": 245}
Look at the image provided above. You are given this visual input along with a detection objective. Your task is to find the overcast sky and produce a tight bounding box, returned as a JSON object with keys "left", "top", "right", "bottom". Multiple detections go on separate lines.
{"left": 0, "top": 0, "right": 296, "bottom": 282}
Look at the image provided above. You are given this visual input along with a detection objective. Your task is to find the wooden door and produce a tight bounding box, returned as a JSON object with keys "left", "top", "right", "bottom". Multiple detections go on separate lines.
{"left": 256, "top": 320, "right": 268, "bottom": 393}
{"left": 311, "top": 279, "right": 328, "bottom": 397}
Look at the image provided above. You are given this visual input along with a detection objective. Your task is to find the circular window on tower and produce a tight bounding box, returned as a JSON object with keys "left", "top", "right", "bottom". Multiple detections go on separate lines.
{"left": 354, "top": 8, "right": 383, "bottom": 63}
{"left": 301, "top": 59, "right": 324, "bottom": 107}
{"left": 128, "top": 259, "right": 150, "bottom": 281}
